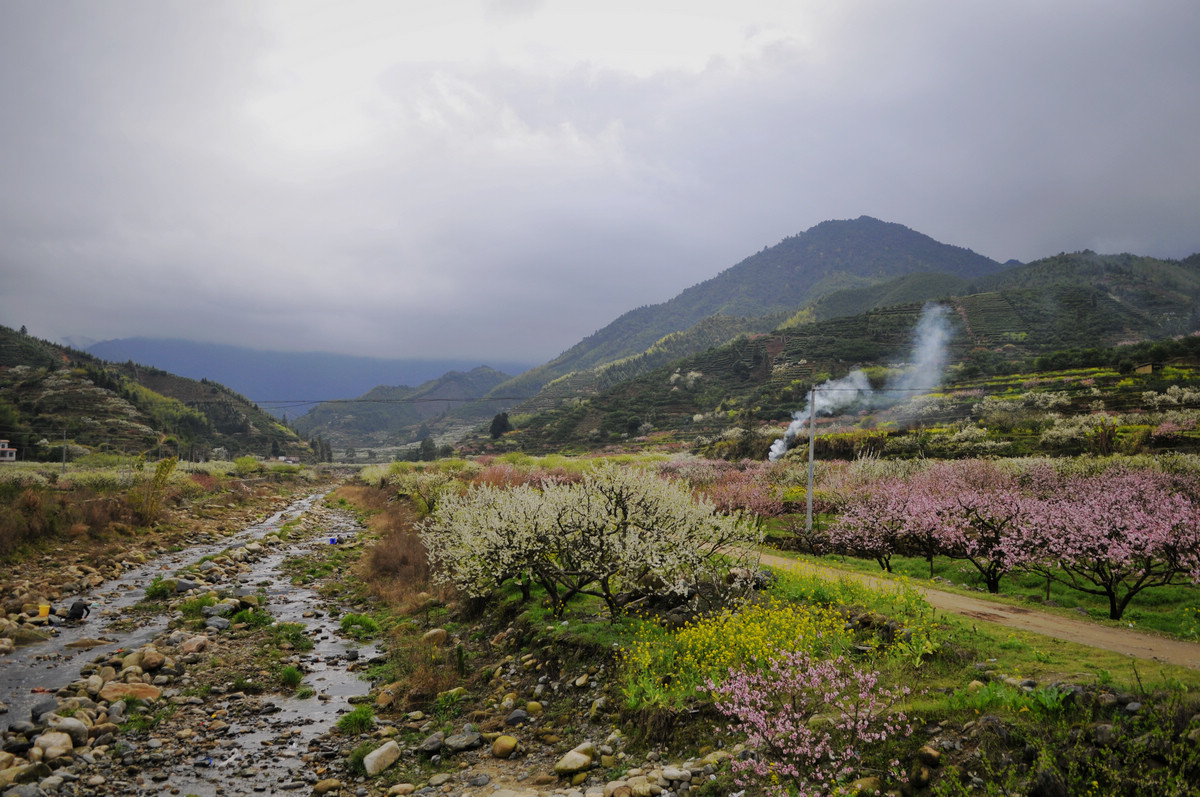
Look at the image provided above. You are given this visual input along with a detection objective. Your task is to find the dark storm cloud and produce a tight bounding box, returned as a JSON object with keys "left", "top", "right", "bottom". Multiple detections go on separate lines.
{"left": 2, "top": 1, "right": 1198, "bottom": 362}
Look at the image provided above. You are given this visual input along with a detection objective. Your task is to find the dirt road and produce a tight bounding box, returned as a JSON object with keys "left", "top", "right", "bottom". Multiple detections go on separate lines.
{"left": 756, "top": 551, "right": 1200, "bottom": 670}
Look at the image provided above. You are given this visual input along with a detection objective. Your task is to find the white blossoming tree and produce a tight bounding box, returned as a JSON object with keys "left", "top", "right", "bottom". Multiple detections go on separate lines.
{"left": 420, "top": 463, "right": 762, "bottom": 618}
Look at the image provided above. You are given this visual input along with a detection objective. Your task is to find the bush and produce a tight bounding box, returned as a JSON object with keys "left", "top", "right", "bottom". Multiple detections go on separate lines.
{"left": 707, "top": 651, "right": 912, "bottom": 797}
{"left": 278, "top": 665, "right": 304, "bottom": 689}
{"left": 234, "top": 456, "right": 261, "bottom": 477}
{"left": 144, "top": 577, "right": 173, "bottom": 601}
{"left": 339, "top": 613, "right": 380, "bottom": 640}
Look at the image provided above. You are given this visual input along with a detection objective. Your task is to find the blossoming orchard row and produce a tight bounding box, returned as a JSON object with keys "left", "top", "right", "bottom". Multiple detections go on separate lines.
{"left": 829, "top": 461, "right": 1200, "bottom": 619}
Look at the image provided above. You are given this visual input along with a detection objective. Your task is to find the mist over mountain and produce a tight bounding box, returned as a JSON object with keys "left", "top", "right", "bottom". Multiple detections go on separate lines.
{"left": 84, "top": 338, "right": 535, "bottom": 417}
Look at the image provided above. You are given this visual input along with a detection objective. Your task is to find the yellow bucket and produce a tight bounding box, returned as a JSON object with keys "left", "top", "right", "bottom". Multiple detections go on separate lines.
{"left": 38, "top": 604, "right": 50, "bottom": 618}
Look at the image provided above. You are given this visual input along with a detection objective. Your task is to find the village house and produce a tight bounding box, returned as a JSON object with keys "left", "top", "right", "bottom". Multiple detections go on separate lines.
{"left": 0, "top": 440, "right": 16, "bottom": 463}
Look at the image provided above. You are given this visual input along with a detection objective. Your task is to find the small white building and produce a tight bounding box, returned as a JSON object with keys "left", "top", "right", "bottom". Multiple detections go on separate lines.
{"left": 0, "top": 440, "right": 15, "bottom": 463}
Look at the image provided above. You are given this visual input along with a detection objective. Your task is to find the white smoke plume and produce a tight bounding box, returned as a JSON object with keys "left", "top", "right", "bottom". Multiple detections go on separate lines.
{"left": 768, "top": 303, "right": 953, "bottom": 461}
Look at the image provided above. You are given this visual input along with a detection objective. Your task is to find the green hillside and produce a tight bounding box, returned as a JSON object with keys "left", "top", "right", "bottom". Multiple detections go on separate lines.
{"left": 469, "top": 277, "right": 1200, "bottom": 457}
{"left": 487, "top": 216, "right": 1002, "bottom": 401}
{"left": 0, "top": 325, "right": 309, "bottom": 461}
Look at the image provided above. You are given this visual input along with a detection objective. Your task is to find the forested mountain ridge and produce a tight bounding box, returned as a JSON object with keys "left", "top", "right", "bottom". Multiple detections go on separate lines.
{"left": 0, "top": 325, "right": 308, "bottom": 461}
{"left": 486, "top": 216, "right": 1004, "bottom": 401}
{"left": 479, "top": 261, "right": 1200, "bottom": 457}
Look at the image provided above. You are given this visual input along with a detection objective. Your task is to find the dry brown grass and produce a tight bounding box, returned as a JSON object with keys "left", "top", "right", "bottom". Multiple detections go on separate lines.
{"left": 333, "top": 484, "right": 457, "bottom": 613}
{"left": 0, "top": 486, "right": 131, "bottom": 557}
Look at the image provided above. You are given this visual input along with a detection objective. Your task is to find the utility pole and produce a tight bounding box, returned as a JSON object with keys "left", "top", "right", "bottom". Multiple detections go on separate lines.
{"left": 806, "top": 387, "right": 816, "bottom": 534}
{"left": 62, "top": 427, "right": 67, "bottom": 474}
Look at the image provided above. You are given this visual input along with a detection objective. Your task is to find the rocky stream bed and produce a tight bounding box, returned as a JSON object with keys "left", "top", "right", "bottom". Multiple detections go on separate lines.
{"left": 0, "top": 492, "right": 746, "bottom": 797}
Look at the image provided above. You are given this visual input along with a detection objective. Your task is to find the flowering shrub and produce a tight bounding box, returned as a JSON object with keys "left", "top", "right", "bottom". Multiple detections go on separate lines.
{"left": 421, "top": 462, "right": 762, "bottom": 617}
{"left": 707, "top": 651, "right": 912, "bottom": 797}
{"left": 621, "top": 597, "right": 854, "bottom": 708}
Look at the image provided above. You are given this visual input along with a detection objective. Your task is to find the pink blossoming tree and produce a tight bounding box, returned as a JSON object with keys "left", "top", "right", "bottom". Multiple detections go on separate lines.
{"left": 1023, "top": 469, "right": 1200, "bottom": 619}
{"left": 707, "top": 651, "right": 912, "bottom": 797}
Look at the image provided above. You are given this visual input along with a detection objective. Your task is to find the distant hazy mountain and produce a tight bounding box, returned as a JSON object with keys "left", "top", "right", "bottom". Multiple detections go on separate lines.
{"left": 292, "top": 366, "right": 513, "bottom": 447}
{"left": 491, "top": 216, "right": 1004, "bottom": 400}
{"left": 85, "top": 338, "right": 535, "bottom": 416}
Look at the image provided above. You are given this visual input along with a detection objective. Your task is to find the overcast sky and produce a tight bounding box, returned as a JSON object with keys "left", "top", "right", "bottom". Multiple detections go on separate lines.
{"left": 2, "top": 1, "right": 1198, "bottom": 363}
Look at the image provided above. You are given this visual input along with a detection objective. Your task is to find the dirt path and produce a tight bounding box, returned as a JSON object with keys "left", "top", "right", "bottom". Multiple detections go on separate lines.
{"left": 757, "top": 551, "right": 1200, "bottom": 670}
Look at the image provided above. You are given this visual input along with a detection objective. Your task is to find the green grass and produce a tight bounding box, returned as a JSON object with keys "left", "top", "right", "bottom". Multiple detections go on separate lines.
{"left": 232, "top": 675, "right": 265, "bottom": 694}
{"left": 346, "top": 740, "right": 381, "bottom": 777}
{"left": 267, "top": 622, "right": 315, "bottom": 652}
{"left": 120, "top": 704, "right": 176, "bottom": 732}
{"left": 339, "top": 612, "right": 380, "bottom": 640}
{"left": 177, "top": 595, "right": 217, "bottom": 619}
{"left": 143, "top": 577, "right": 173, "bottom": 601}
{"left": 766, "top": 543, "right": 1200, "bottom": 638}
{"left": 231, "top": 608, "right": 273, "bottom": 629}
{"left": 336, "top": 705, "right": 374, "bottom": 735}
{"left": 278, "top": 665, "right": 304, "bottom": 689}
{"left": 945, "top": 680, "right": 1071, "bottom": 718}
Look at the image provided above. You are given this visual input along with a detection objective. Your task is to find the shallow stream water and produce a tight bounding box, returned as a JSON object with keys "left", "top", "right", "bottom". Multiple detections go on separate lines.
{"left": 1, "top": 492, "right": 382, "bottom": 796}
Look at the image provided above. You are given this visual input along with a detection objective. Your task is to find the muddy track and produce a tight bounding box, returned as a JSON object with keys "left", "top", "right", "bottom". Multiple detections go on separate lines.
{"left": 756, "top": 551, "right": 1200, "bottom": 670}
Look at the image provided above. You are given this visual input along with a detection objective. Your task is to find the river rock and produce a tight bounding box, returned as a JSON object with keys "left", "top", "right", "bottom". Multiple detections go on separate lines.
{"left": 848, "top": 776, "right": 883, "bottom": 795}
{"left": 363, "top": 740, "right": 401, "bottom": 776}
{"left": 180, "top": 635, "right": 209, "bottom": 654}
{"left": 554, "top": 742, "right": 596, "bottom": 776}
{"left": 313, "top": 778, "right": 341, "bottom": 794}
{"left": 45, "top": 715, "right": 89, "bottom": 747}
{"left": 140, "top": 647, "right": 166, "bottom": 670}
{"left": 492, "top": 735, "right": 520, "bottom": 759}
{"left": 63, "top": 636, "right": 104, "bottom": 649}
{"left": 0, "top": 762, "right": 51, "bottom": 788}
{"left": 444, "top": 731, "right": 482, "bottom": 752}
{"left": 29, "top": 696, "right": 58, "bottom": 722}
{"left": 420, "top": 628, "right": 448, "bottom": 646}
{"left": 419, "top": 731, "right": 444, "bottom": 754}
{"left": 99, "top": 682, "right": 161, "bottom": 702}
{"left": 34, "top": 731, "right": 73, "bottom": 761}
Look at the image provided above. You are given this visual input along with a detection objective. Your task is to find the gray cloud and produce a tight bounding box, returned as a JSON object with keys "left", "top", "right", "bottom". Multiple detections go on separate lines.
{"left": 2, "top": 1, "right": 1198, "bottom": 363}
